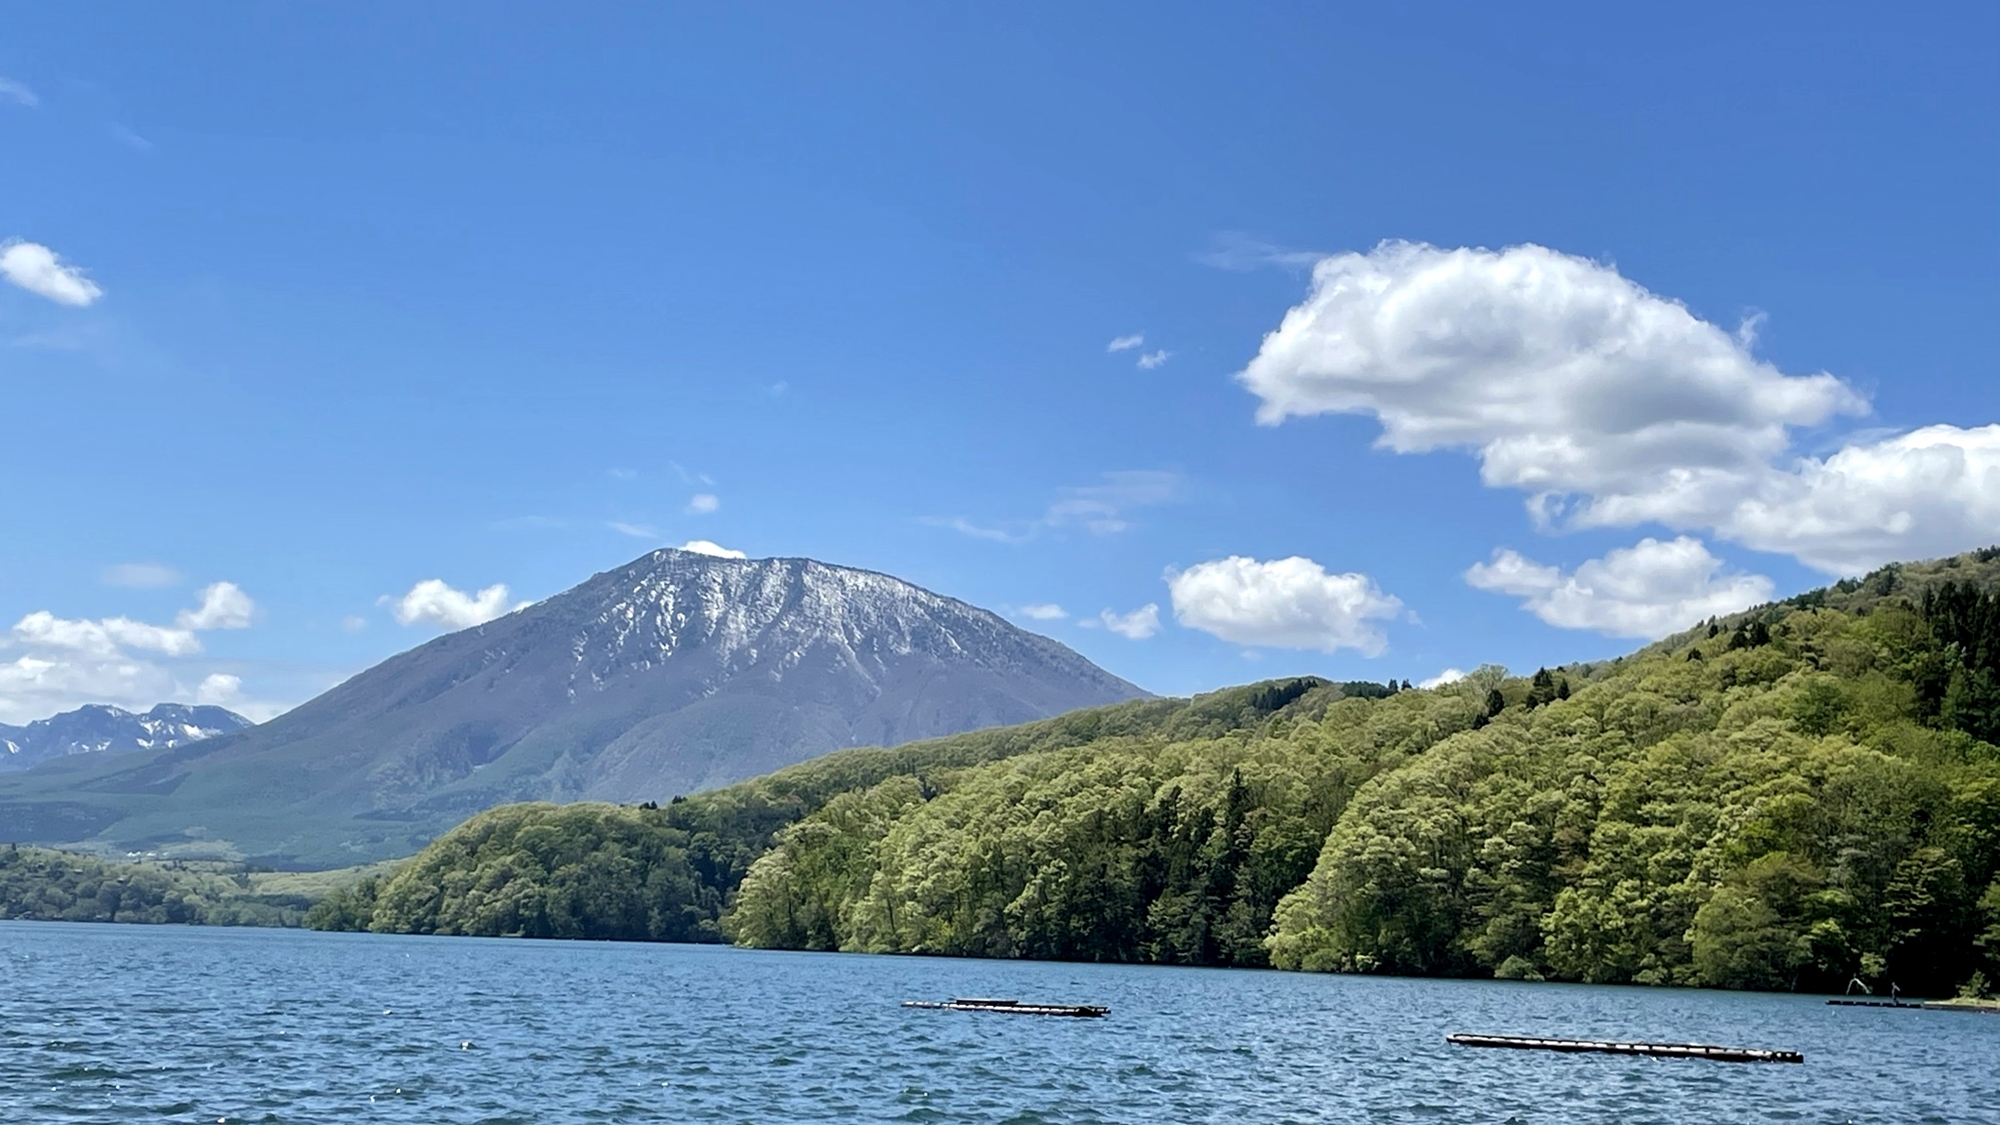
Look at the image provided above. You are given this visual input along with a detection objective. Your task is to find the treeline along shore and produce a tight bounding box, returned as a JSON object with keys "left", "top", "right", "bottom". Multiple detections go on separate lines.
{"left": 12, "top": 551, "right": 2000, "bottom": 999}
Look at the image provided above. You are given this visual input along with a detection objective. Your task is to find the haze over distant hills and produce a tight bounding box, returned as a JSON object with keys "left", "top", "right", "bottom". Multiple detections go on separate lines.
{"left": 0, "top": 704, "right": 251, "bottom": 773}
{"left": 0, "top": 549, "right": 1146, "bottom": 866}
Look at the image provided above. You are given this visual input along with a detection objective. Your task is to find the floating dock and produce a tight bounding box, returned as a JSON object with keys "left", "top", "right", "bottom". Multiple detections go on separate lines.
{"left": 903, "top": 998, "right": 1109, "bottom": 1018}
{"left": 1446, "top": 1033, "right": 1802, "bottom": 1064}
{"left": 1826, "top": 999, "right": 1920, "bottom": 1008}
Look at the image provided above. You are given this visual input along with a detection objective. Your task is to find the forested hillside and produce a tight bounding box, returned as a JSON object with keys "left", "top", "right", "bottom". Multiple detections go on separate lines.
{"left": 0, "top": 845, "right": 381, "bottom": 928}
{"left": 317, "top": 552, "right": 2000, "bottom": 996}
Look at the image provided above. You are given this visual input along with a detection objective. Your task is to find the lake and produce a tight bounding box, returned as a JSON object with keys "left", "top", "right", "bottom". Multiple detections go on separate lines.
{"left": 2, "top": 921, "right": 1993, "bottom": 1123}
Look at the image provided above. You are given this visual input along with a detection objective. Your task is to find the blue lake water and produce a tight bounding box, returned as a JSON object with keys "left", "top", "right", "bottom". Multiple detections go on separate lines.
{"left": 2, "top": 921, "right": 1994, "bottom": 1123}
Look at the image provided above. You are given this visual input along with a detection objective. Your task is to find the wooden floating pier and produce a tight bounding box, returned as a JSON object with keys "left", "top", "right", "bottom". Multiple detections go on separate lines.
{"left": 1447, "top": 1033, "right": 1802, "bottom": 1064}
{"left": 903, "top": 997, "right": 1109, "bottom": 1018}
{"left": 1828, "top": 998, "right": 1999, "bottom": 1013}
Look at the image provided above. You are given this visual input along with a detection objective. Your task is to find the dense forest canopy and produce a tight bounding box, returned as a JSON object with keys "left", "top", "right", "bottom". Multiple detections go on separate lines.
{"left": 303, "top": 551, "right": 2000, "bottom": 995}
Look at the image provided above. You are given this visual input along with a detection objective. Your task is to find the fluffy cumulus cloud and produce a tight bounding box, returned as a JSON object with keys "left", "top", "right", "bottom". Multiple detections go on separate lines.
{"left": 176, "top": 582, "right": 255, "bottom": 631}
{"left": 11, "top": 612, "right": 200, "bottom": 658}
{"left": 1137, "top": 350, "right": 1171, "bottom": 370}
{"left": 1466, "top": 536, "right": 1773, "bottom": 639}
{"left": 1167, "top": 555, "right": 1402, "bottom": 654}
{"left": 1090, "top": 604, "right": 1161, "bottom": 640}
{"left": 1718, "top": 425, "right": 2000, "bottom": 575}
{"left": 388, "top": 580, "right": 526, "bottom": 631}
{"left": 1, "top": 240, "right": 104, "bottom": 307}
{"left": 679, "top": 539, "right": 748, "bottom": 559}
{"left": 1236, "top": 241, "right": 1995, "bottom": 574}
{"left": 1419, "top": 668, "right": 1467, "bottom": 689}
{"left": 195, "top": 672, "right": 243, "bottom": 707}
{"left": 0, "top": 582, "right": 268, "bottom": 724}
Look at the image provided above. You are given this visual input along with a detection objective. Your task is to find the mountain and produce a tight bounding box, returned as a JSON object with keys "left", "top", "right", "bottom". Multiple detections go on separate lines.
{"left": 0, "top": 549, "right": 1147, "bottom": 866}
{"left": 0, "top": 704, "right": 252, "bottom": 773}
{"left": 323, "top": 549, "right": 2000, "bottom": 999}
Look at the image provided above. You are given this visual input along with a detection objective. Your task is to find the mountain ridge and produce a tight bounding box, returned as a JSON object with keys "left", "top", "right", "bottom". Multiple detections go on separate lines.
{"left": 0, "top": 703, "right": 251, "bottom": 773}
{"left": 0, "top": 549, "right": 1146, "bottom": 865}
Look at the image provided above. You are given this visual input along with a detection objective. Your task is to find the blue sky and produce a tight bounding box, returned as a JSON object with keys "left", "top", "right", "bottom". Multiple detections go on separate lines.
{"left": 2, "top": 3, "right": 1995, "bottom": 722}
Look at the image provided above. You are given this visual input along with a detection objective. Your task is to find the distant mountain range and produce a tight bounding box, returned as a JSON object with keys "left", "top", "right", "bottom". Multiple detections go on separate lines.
{"left": 0, "top": 549, "right": 1146, "bottom": 866}
{"left": 0, "top": 704, "right": 251, "bottom": 773}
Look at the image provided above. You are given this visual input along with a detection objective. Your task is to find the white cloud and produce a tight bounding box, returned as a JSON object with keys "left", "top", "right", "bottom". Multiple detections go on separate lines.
{"left": 2, "top": 240, "right": 105, "bottom": 307}
{"left": 195, "top": 673, "right": 242, "bottom": 707}
{"left": 0, "top": 78, "right": 37, "bottom": 107}
{"left": 1419, "top": 667, "right": 1467, "bottom": 689}
{"left": 1107, "top": 334, "right": 1145, "bottom": 352}
{"left": 1136, "top": 350, "right": 1171, "bottom": 370}
{"left": 12, "top": 611, "right": 201, "bottom": 658}
{"left": 388, "top": 580, "right": 525, "bottom": 630}
{"left": 0, "top": 653, "right": 178, "bottom": 726}
{"left": 685, "top": 493, "right": 720, "bottom": 515}
{"left": 1015, "top": 603, "right": 1067, "bottom": 621}
{"left": 609, "top": 521, "right": 663, "bottom": 540}
{"left": 1465, "top": 536, "right": 1773, "bottom": 639}
{"left": 339, "top": 615, "right": 369, "bottom": 634}
{"left": 1714, "top": 425, "right": 2000, "bottom": 575}
{"left": 1092, "top": 604, "right": 1161, "bottom": 640}
{"left": 678, "top": 539, "right": 747, "bottom": 559}
{"left": 102, "top": 562, "right": 181, "bottom": 589}
{"left": 1235, "top": 240, "right": 1998, "bottom": 574}
{"left": 0, "top": 583, "right": 273, "bottom": 724}
{"left": 176, "top": 582, "right": 255, "bottom": 631}
{"left": 1239, "top": 241, "right": 1862, "bottom": 514}
{"left": 1167, "top": 555, "right": 1402, "bottom": 654}
{"left": 187, "top": 673, "right": 285, "bottom": 722}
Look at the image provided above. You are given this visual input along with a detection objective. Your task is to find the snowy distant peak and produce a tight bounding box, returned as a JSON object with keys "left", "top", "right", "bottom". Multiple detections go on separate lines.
{"left": 0, "top": 702, "right": 253, "bottom": 773}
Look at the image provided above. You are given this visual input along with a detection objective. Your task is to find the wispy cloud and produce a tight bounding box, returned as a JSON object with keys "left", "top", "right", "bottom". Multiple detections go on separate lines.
{"left": 0, "top": 78, "right": 36, "bottom": 108}
{"left": 1193, "top": 231, "right": 1324, "bottom": 273}
{"left": 685, "top": 493, "right": 720, "bottom": 515}
{"left": 109, "top": 124, "right": 154, "bottom": 151}
{"left": 922, "top": 516, "right": 1029, "bottom": 543}
{"left": 1107, "top": 334, "right": 1145, "bottom": 352}
{"left": 609, "top": 521, "right": 663, "bottom": 540}
{"left": 1014, "top": 603, "right": 1067, "bottom": 621}
{"left": 102, "top": 562, "right": 182, "bottom": 589}
{"left": 1136, "top": 350, "right": 1171, "bottom": 370}
{"left": 930, "top": 470, "right": 1185, "bottom": 544}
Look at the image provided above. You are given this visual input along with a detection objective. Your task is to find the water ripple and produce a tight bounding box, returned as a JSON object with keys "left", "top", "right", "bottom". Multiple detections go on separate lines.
{"left": 2, "top": 922, "right": 1996, "bottom": 1123}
